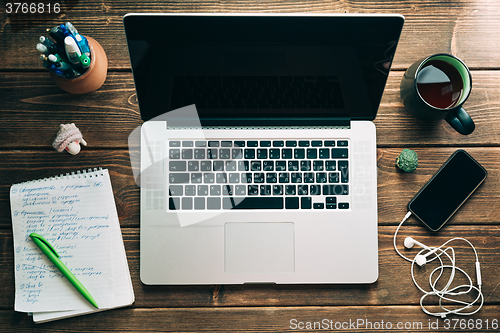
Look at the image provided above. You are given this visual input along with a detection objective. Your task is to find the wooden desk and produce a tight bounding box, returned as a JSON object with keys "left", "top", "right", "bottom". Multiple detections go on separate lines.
{"left": 1, "top": 1, "right": 499, "bottom": 331}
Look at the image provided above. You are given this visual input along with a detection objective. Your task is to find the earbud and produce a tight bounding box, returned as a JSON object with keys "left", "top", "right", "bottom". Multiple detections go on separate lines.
{"left": 404, "top": 237, "right": 438, "bottom": 266}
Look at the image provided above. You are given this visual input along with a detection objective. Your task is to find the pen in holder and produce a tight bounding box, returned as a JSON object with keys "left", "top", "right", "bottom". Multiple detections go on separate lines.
{"left": 50, "top": 37, "right": 108, "bottom": 94}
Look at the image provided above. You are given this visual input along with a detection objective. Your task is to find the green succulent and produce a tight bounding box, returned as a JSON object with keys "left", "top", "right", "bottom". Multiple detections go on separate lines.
{"left": 396, "top": 149, "right": 418, "bottom": 172}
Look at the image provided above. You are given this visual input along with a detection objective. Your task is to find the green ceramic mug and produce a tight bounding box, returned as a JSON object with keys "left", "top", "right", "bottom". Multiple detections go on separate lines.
{"left": 400, "top": 54, "right": 474, "bottom": 135}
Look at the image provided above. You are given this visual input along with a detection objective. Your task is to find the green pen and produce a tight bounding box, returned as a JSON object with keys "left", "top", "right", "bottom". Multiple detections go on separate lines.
{"left": 29, "top": 233, "right": 99, "bottom": 309}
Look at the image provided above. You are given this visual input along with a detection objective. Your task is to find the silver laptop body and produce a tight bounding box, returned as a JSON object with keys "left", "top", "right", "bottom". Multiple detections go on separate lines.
{"left": 124, "top": 13, "right": 405, "bottom": 284}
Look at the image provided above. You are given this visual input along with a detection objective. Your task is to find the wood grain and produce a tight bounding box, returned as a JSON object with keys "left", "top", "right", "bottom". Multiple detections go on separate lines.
{"left": 1, "top": 0, "right": 500, "bottom": 70}
{"left": 1, "top": 226, "right": 498, "bottom": 310}
{"left": 1, "top": 71, "right": 500, "bottom": 149}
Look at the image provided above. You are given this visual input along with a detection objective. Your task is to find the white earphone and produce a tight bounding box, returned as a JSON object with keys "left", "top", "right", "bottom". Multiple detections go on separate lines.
{"left": 393, "top": 211, "right": 484, "bottom": 318}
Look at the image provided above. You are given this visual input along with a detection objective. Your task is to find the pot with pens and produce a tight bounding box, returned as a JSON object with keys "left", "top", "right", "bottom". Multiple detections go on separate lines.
{"left": 37, "top": 23, "right": 108, "bottom": 94}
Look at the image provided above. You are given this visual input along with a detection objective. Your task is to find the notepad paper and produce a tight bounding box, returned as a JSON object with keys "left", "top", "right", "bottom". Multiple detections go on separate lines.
{"left": 10, "top": 168, "right": 134, "bottom": 323}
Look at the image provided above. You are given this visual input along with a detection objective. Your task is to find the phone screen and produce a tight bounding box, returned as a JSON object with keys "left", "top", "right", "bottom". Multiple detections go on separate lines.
{"left": 408, "top": 150, "right": 487, "bottom": 231}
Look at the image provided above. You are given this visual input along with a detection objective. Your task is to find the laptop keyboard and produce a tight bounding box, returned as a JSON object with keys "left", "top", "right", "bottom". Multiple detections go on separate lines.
{"left": 168, "top": 139, "right": 349, "bottom": 211}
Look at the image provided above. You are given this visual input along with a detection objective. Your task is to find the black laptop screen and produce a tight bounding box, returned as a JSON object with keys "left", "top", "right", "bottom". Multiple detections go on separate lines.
{"left": 124, "top": 14, "right": 404, "bottom": 123}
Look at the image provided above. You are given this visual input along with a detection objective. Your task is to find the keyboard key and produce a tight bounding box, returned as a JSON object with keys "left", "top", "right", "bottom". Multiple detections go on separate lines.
{"left": 319, "top": 148, "right": 330, "bottom": 159}
{"left": 316, "top": 173, "right": 327, "bottom": 183}
{"left": 310, "top": 185, "right": 321, "bottom": 195}
{"left": 299, "top": 140, "right": 310, "bottom": 147}
{"left": 269, "top": 148, "right": 280, "bottom": 159}
{"left": 304, "top": 173, "right": 315, "bottom": 183}
{"left": 221, "top": 141, "right": 232, "bottom": 147}
{"left": 232, "top": 148, "right": 243, "bottom": 159}
{"left": 229, "top": 173, "right": 239, "bottom": 183}
{"left": 313, "top": 160, "right": 324, "bottom": 171}
{"left": 276, "top": 161, "right": 287, "bottom": 171}
{"left": 182, "top": 141, "right": 193, "bottom": 147}
{"left": 313, "top": 203, "right": 324, "bottom": 209}
{"left": 197, "top": 185, "right": 208, "bottom": 196}
{"left": 273, "top": 185, "right": 283, "bottom": 195}
{"left": 326, "top": 197, "right": 337, "bottom": 204}
{"left": 169, "top": 149, "right": 180, "bottom": 159}
{"left": 207, "top": 197, "right": 221, "bottom": 210}
{"left": 182, "top": 197, "right": 193, "bottom": 210}
{"left": 282, "top": 149, "right": 292, "bottom": 159}
{"left": 235, "top": 185, "right": 246, "bottom": 196}
{"left": 257, "top": 149, "right": 268, "bottom": 159}
{"left": 273, "top": 140, "right": 284, "bottom": 147}
{"left": 248, "top": 185, "right": 259, "bottom": 195}
{"left": 201, "top": 161, "right": 212, "bottom": 171}
{"left": 223, "top": 185, "right": 233, "bottom": 196}
{"left": 188, "top": 161, "right": 199, "bottom": 171}
{"left": 254, "top": 173, "right": 265, "bottom": 183}
{"left": 329, "top": 172, "right": 339, "bottom": 183}
{"left": 247, "top": 141, "right": 258, "bottom": 147}
{"left": 169, "top": 161, "right": 186, "bottom": 171}
{"left": 339, "top": 203, "right": 349, "bottom": 209}
{"left": 213, "top": 161, "right": 224, "bottom": 171}
{"left": 260, "top": 185, "right": 272, "bottom": 195}
{"left": 291, "top": 173, "right": 302, "bottom": 183}
{"left": 288, "top": 161, "right": 299, "bottom": 171}
{"left": 194, "top": 197, "right": 205, "bottom": 209}
{"left": 220, "top": 149, "right": 231, "bottom": 159}
{"left": 195, "top": 141, "right": 206, "bottom": 147}
{"left": 311, "top": 140, "right": 322, "bottom": 147}
{"left": 286, "top": 140, "right": 297, "bottom": 147}
{"left": 204, "top": 173, "right": 214, "bottom": 183}
{"left": 169, "top": 141, "right": 180, "bottom": 147}
{"left": 234, "top": 141, "right": 245, "bottom": 148}
{"left": 169, "top": 173, "right": 189, "bottom": 183}
{"left": 285, "top": 197, "right": 299, "bottom": 209}
{"left": 307, "top": 148, "right": 317, "bottom": 159}
{"left": 325, "top": 161, "right": 336, "bottom": 171}
{"left": 210, "top": 185, "right": 221, "bottom": 196}
{"left": 285, "top": 185, "right": 296, "bottom": 195}
{"left": 294, "top": 148, "right": 305, "bottom": 159}
{"left": 226, "top": 161, "right": 237, "bottom": 171}
{"left": 208, "top": 141, "right": 219, "bottom": 147}
{"left": 182, "top": 149, "right": 193, "bottom": 159}
{"left": 266, "top": 173, "right": 278, "bottom": 183}
{"left": 298, "top": 185, "right": 308, "bottom": 195}
{"left": 326, "top": 202, "right": 337, "bottom": 209}
{"left": 300, "top": 160, "right": 311, "bottom": 171}
{"left": 338, "top": 160, "right": 349, "bottom": 183}
{"left": 260, "top": 141, "right": 271, "bottom": 147}
{"left": 207, "top": 149, "right": 218, "bottom": 159}
{"left": 251, "top": 161, "right": 261, "bottom": 171}
{"left": 323, "top": 185, "right": 349, "bottom": 195}
{"left": 337, "top": 140, "right": 348, "bottom": 147}
{"left": 238, "top": 161, "right": 250, "bottom": 171}
{"left": 169, "top": 197, "right": 180, "bottom": 210}
{"left": 185, "top": 185, "right": 196, "bottom": 196}
{"left": 191, "top": 173, "right": 202, "bottom": 183}
{"left": 229, "top": 197, "right": 283, "bottom": 209}
{"left": 263, "top": 161, "right": 274, "bottom": 171}
{"left": 245, "top": 149, "right": 255, "bottom": 159}
{"left": 194, "top": 149, "right": 206, "bottom": 159}
{"left": 279, "top": 173, "right": 290, "bottom": 183}
{"left": 216, "top": 173, "right": 228, "bottom": 183}
{"left": 325, "top": 140, "right": 336, "bottom": 146}
{"left": 301, "top": 197, "right": 312, "bottom": 209}
{"left": 331, "top": 148, "right": 348, "bottom": 158}
{"left": 242, "top": 173, "right": 253, "bottom": 184}
{"left": 169, "top": 185, "right": 183, "bottom": 196}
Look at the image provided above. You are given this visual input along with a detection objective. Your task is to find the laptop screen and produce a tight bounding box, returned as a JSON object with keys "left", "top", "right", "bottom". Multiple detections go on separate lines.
{"left": 124, "top": 14, "right": 404, "bottom": 123}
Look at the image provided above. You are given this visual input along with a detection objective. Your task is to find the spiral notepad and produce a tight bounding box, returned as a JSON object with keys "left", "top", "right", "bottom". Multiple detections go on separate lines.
{"left": 10, "top": 168, "right": 134, "bottom": 323}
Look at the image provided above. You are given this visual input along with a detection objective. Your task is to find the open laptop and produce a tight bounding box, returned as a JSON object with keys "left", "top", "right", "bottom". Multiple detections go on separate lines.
{"left": 124, "top": 13, "right": 404, "bottom": 284}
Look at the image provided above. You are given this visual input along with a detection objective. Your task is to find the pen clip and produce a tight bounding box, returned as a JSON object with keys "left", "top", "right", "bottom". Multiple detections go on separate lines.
{"left": 29, "top": 233, "right": 60, "bottom": 258}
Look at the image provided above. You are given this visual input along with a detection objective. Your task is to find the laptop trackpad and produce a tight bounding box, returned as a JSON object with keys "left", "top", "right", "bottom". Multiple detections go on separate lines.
{"left": 224, "top": 222, "right": 295, "bottom": 274}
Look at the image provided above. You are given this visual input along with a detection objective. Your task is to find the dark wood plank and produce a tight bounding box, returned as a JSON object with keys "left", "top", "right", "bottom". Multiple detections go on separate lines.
{"left": 1, "top": 71, "right": 500, "bottom": 149}
{"left": 1, "top": 1, "right": 500, "bottom": 70}
{"left": 1, "top": 305, "right": 499, "bottom": 332}
{"left": 2, "top": 226, "right": 498, "bottom": 309}
{"left": 1, "top": 147, "right": 500, "bottom": 228}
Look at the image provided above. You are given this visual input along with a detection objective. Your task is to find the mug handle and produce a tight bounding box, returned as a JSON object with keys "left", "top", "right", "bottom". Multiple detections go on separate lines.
{"left": 445, "top": 107, "right": 475, "bottom": 135}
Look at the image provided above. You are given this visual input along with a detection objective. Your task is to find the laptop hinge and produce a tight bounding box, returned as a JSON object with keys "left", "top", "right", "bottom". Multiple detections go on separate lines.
{"left": 165, "top": 117, "right": 351, "bottom": 129}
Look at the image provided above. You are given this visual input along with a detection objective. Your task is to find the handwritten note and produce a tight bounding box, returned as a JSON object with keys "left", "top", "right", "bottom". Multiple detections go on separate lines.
{"left": 10, "top": 169, "right": 134, "bottom": 319}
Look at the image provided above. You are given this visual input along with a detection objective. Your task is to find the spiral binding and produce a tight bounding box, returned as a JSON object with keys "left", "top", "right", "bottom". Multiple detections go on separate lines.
{"left": 19, "top": 167, "right": 105, "bottom": 184}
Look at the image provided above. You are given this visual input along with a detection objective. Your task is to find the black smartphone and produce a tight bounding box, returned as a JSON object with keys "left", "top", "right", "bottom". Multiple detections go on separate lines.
{"left": 408, "top": 150, "right": 487, "bottom": 231}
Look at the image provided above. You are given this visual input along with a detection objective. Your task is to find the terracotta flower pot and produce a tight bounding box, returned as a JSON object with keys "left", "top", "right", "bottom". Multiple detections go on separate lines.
{"left": 50, "top": 36, "right": 108, "bottom": 94}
